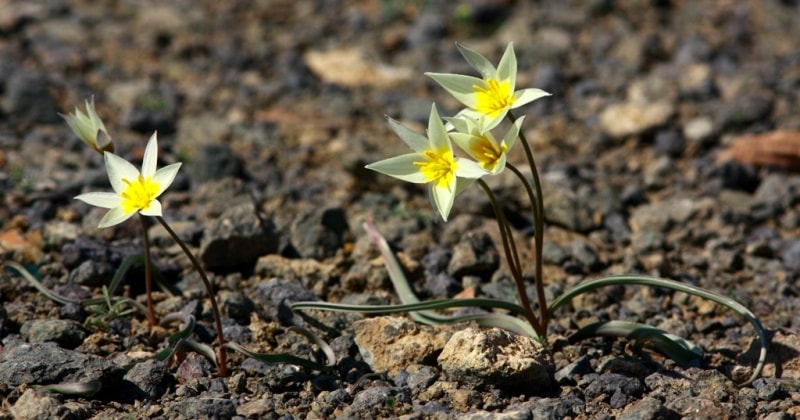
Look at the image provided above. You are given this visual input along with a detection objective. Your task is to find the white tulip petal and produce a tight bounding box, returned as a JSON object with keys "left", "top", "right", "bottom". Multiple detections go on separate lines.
{"left": 141, "top": 132, "right": 158, "bottom": 178}
{"left": 454, "top": 158, "right": 489, "bottom": 179}
{"left": 513, "top": 88, "right": 551, "bottom": 108}
{"left": 387, "top": 117, "right": 429, "bottom": 152}
{"left": 456, "top": 42, "right": 495, "bottom": 79}
{"left": 105, "top": 152, "right": 140, "bottom": 193}
{"left": 139, "top": 199, "right": 163, "bottom": 217}
{"left": 431, "top": 180, "right": 455, "bottom": 221}
{"left": 153, "top": 163, "right": 182, "bottom": 196}
{"left": 427, "top": 105, "right": 451, "bottom": 152}
{"left": 366, "top": 154, "right": 429, "bottom": 184}
{"left": 98, "top": 206, "right": 136, "bottom": 228}
{"left": 424, "top": 73, "right": 481, "bottom": 107}
{"left": 496, "top": 43, "right": 516, "bottom": 88}
{"left": 75, "top": 192, "right": 122, "bottom": 209}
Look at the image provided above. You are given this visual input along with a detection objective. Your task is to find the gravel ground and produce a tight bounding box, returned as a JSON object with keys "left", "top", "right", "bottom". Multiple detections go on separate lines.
{"left": 2, "top": 0, "right": 800, "bottom": 418}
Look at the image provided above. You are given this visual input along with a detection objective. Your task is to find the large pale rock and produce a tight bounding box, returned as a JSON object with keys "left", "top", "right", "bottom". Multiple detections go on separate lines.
{"left": 437, "top": 327, "right": 554, "bottom": 393}
{"left": 353, "top": 316, "right": 453, "bottom": 377}
{"left": 600, "top": 100, "right": 674, "bottom": 139}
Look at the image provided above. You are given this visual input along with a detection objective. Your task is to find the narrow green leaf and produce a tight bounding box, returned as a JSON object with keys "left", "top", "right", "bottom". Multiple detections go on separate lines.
{"left": 550, "top": 275, "right": 768, "bottom": 385}
{"left": 223, "top": 341, "right": 335, "bottom": 372}
{"left": 570, "top": 320, "right": 702, "bottom": 366}
{"left": 34, "top": 380, "right": 102, "bottom": 397}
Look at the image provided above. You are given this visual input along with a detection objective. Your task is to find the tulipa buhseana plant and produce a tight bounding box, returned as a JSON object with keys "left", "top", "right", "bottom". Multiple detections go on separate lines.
{"left": 293, "top": 42, "right": 769, "bottom": 385}
{"left": 57, "top": 100, "right": 334, "bottom": 377}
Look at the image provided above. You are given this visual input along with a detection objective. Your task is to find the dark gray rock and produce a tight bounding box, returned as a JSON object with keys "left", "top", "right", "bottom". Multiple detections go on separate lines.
{"left": 20, "top": 319, "right": 86, "bottom": 349}
{"left": 544, "top": 189, "right": 597, "bottom": 233}
{"left": 569, "top": 239, "right": 603, "bottom": 272}
{"left": 583, "top": 373, "right": 644, "bottom": 409}
{"left": 289, "top": 206, "right": 349, "bottom": 260}
{"left": 200, "top": 202, "right": 278, "bottom": 270}
{"left": 218, "top": 290, "right": 255, "bottom": 324}
{"left": 350, "top": 386, "right": 410, "bottom": 412}
{"left": 781, "top": 239, "right": 800, "bottom": 272}
{"left": 123, "top": 359, "right": 172, "bottom": 400}
{"left": 447, "top": 230, "right": 500, "bottom": 279}
{"left": 68, "top": 259, "right": 115, "bottom": 287}
{"left": 248, "top": 279, "right": 317, "bottom": 326}
{"left": 2, "top": 71, "right": 61, "bottom": 125}
{"left": 617, "top": 396, "right": 670, "bottom": 420}
{"left": 555, "top": 355, "right": 594, "bottom": 385}
{"left": 175, "top": 352, "right": 216, "bottom": 382}
{"left": 0, "top": 341, "right": 124, "bottom": 389}
{"left": 186, "top": 143, "right": 245, "bottom": 183}
{"left": 166, "top": 396, "right": 236, "bottom": 420}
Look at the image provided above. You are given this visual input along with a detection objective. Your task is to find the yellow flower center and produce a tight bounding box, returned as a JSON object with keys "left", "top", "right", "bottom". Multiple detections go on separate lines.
{"left": 473, "top": 78, "right": 515, "bottom": 118}
{"left": 470, "top": 136, "right": 507, "bottom": 171}
{"left": 414, "top": 148, "right": 457, "bottom": 189}
{"left": 120, "top": 174, "right": 160, "bottom": 213}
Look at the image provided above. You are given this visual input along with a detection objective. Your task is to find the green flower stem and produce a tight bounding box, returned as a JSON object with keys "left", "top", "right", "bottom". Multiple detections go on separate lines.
{"left": 155, "top": 216, "right": 228, "bottom": 377}
{"left": 507, "top": 110, "right": 548, "bottom": 330}
{"left": 477, "top": 179, "right": 544, "bottom": 337}
{"left": 139, "top": 214, "right": 156, "bottom": 326}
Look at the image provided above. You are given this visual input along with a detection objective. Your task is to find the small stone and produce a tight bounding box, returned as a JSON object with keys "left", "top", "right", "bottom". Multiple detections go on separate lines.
{"left": 544, "top": 189, "right": 597, "bottom": 233}
{"left": 248, "top": 278, "right": 318, "bottom": 326}
{"left": 542, "top": 241, "right": 570, "bottom": 265}
{"left": 629, "top": 198, "right": 700, "bottom": 233}
{"left": 583, "top": 373, "right": 643, "bottom": 408}
{"left": 569, "top": 239, "right": 603, "bottom": 272}
{"left": 353, "top": 316, "right": 452, "bottom": 377}
{"left": 437, "top": 327, "right": 554, "bottom": 393}
{"left": 617, "top": 396, "right": 666, "bottom": 420}
{"left": 68, "top": 259, "right": 115, "bottom": 287}
{"left": 555, "top": 355, "right": 594, "bottom": 385}
{"left": 289, "top": 206, "right": 349, "bottom": 260}
{"left": 20, "top": 319, "right": 86, "bottom": 349}
{"left": 653, "top": 129, "right": 685, "bottom": 157}
{"left": 12, "top": 389, "right": 79, "bottom": 420}
{"left": 447, "top": 230, "right": 500, "bottom": 279}
{"left": 174, "top": 114, "right": 231, "bottom": 161}
{"left": 123, "top": 359, "right": 172, "bottom": 400}
{"left": 218, "top": 290, "right": 255, "bottom": 324}
{"left": 200, "top": 202, "right": 278, "bottom": 270}
{"left": 600, "top": 100, "right": 675, "bottom": 139}
{"left": 185, "top": 143, "right": 245, "bottom": 183}
{"left": 2, "top": 71, "right": 61, "bottom": 125}
{"left": 0, "top": 341, "right": 124, "bottom": 389}
{"left": 683, "top": 115, "right": 716, "bottom": 143}
{"left": 166, "top": 397, "right": 236, "bottom": 420}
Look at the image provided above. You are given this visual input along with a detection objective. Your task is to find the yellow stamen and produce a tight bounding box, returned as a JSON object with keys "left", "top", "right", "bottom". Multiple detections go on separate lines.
{"left": 414, "top": 148, "right": 457, "bottom": 189}
{"left": 473, "top": 78, "right": 515, "bottom": 118}
{"left": 469, "top": 136, "right": 507, "bottom": 170}
{"left": 120, "top": 174, "right": 160, "bottom": 213}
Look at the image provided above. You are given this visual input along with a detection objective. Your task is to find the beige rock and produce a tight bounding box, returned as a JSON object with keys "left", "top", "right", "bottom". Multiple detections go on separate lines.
{"left": 600, "top": 100, "right": 675, "bottom": 139}
{"left": 437, "top": 327, "right": 554, "bottom": 392}
{"left": 353, "top": 316, "right": 452, "bottom": 377}
{"left": 304, "top": 47, "right": 411, "bottom": 88}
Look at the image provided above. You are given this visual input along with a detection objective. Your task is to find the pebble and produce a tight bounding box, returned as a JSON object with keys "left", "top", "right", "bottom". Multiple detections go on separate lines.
{"left": 20, "top": 318, "right": 86, "bottom": 349}
{"left": 12, "top": 388, "right": 87, "bottom": 420}
{"left": 447, "top": 230, "right": 500, "bottom": 279}
{"left": 289, "top": 206, "right": 349, "bottom": 260}
{"left": 199, "top": 202, "right": 279, "bottom": 270}
{"left": 123, "top": 359, "right": 172, "bottom": 400}
{"left": 583, "top": 373, "right": 644, "bottom": 409}
{"left": 353, "top": 316, "right": 452, "bottom": 377}
{"left": 437, "top": 327, "right": 554, "bottom": 393}
{"left": 599, "top": 100, "right": 675, "bottom": 139}
{"left": 0, "top": 341, "right": 124, "bottom": 389}
{"left": 248, "top": 278, "right": 318, "bottom": 326}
